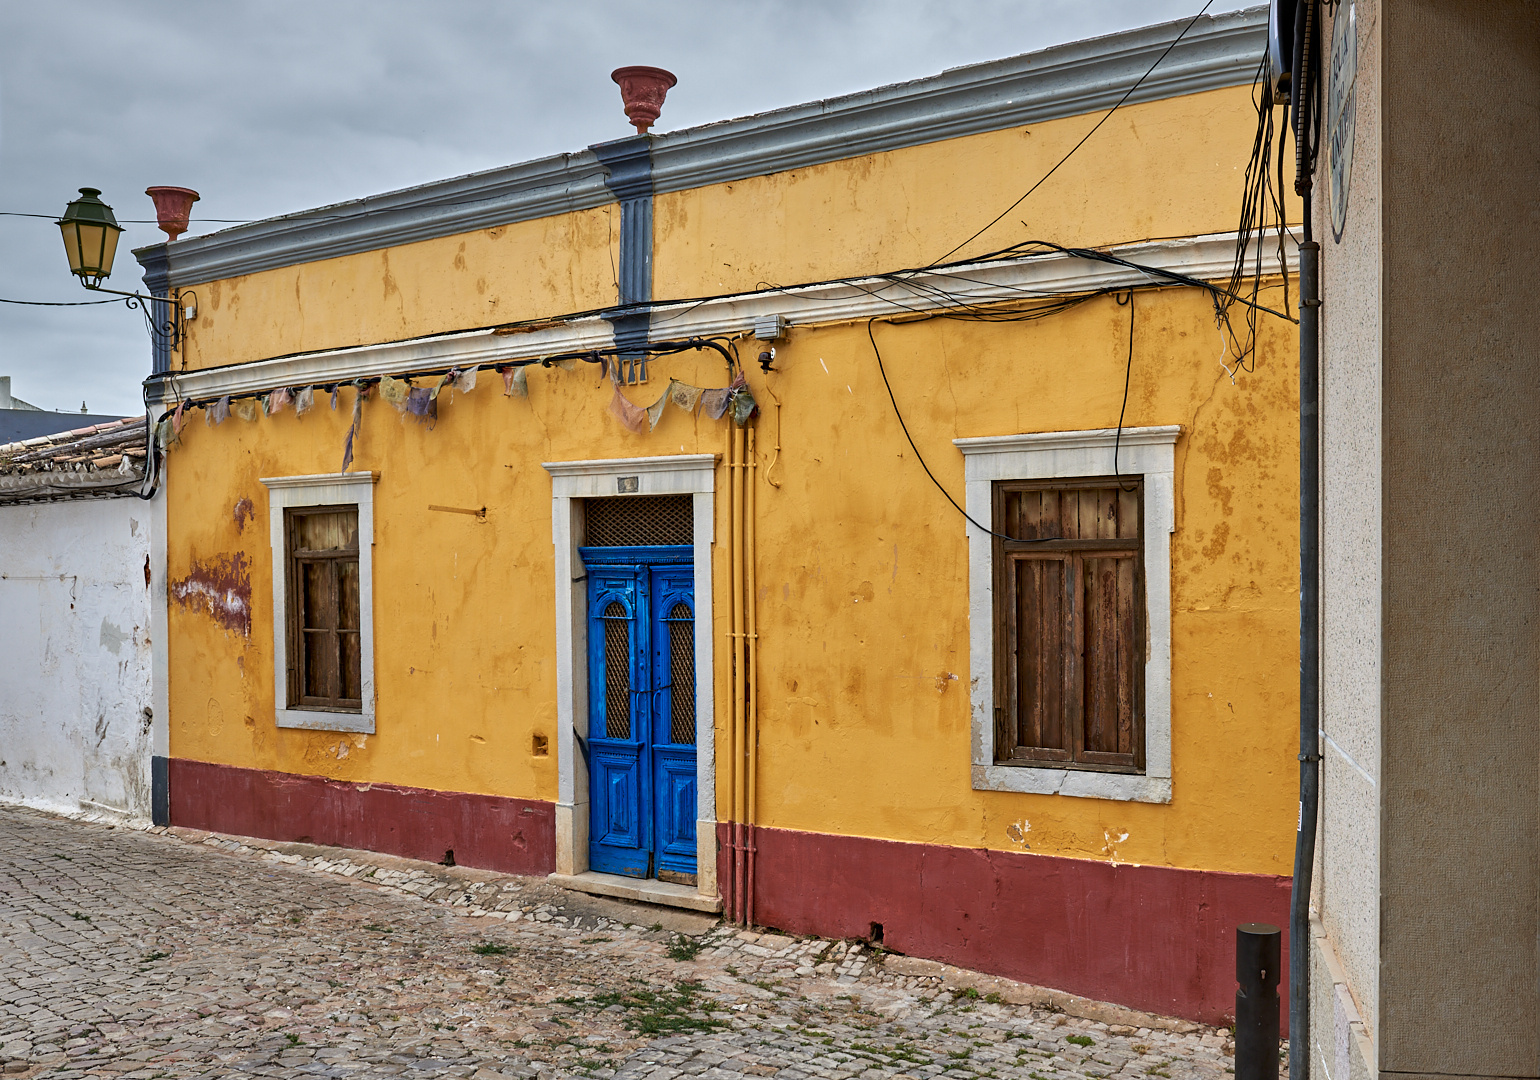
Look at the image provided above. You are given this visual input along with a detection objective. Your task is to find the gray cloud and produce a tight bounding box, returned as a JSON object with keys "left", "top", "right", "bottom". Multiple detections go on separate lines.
{"left": 0, "top": 0, "right": 1255, "bottom": 415}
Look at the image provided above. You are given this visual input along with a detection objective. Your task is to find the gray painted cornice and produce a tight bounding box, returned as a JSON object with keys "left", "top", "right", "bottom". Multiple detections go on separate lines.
{"left": 143, "top": 7, "right": 1265, "bottom": 290}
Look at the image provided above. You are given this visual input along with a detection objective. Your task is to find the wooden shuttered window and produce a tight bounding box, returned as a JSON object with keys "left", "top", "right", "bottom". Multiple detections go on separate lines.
{"left": 993, "top": 479, "right": 1144, "bottom": 772}
{"left": 285, "top": 506, "right": 362, "bottom": 711}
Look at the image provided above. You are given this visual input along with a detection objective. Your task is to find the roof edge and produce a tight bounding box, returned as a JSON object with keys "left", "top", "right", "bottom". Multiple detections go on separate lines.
{"left": 148, "top": 6, "right": 1265, "bottom": 289}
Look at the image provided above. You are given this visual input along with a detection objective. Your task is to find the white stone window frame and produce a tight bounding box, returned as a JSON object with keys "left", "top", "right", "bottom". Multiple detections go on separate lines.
{"left": 542, "top": 454, "right": 718, "bottom": 899}
{"left": 259, "top": 472, "right": 379, "bottom": 734}
{"left": 955, "top": 427, "right": 1178, "bottom": 804}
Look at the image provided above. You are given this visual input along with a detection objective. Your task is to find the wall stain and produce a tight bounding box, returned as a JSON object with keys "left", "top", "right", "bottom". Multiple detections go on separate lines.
{"left": 170, "top": 552, "right": 252, "bottom": 636}
{"left": 233, "top": 497, "right": 255, "bottom": 533}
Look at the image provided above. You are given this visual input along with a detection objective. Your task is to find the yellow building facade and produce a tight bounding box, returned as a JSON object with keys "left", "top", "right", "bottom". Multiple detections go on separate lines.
{"left": 140, "top": 8, "right": 1296, "bottom": 1024}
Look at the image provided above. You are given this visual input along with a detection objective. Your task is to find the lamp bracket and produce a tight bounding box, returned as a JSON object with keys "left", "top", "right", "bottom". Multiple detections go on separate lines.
{"left": 82, "top": 283, "right": 184, "bottom": 353}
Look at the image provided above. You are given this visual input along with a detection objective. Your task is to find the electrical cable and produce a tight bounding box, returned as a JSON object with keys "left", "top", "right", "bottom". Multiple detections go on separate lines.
{"left": 0, "top": 211, "right": 250, "bottom": 223}
{"left": 866, "top": 318, "right": 1058, "bottom": 546}
{"left": 0, "top": 296, "right": 124, "bottom": 306}
{"left": 1113, "top": 291, "right": 1138, "bottom": 492}
{"left": 923, "top": 0, "right": 1215, "bottom": 269}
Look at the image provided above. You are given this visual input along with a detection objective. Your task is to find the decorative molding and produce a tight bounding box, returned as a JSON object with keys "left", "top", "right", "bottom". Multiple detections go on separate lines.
{"left": 142, "top": 152, "right": 611, "bottom": 289}
{"left": 955, "top": 425, "right": 1183, "bottom": 458}
{"left": 542, "top": 455, "right": 718, "bottom": 898}
{"left": 257, "top": 471, "right": 380, "bottom": 490}
{"left": 259, "top": 471, "right": 379, "bottom": 734}
{"left": 145, "top": 9, "right": 1265, "bottom": 289}
{"left": 145, "top": 231, "right": 1289, "bottom": 406}
{"left": 649, "top": 9, "right": 1265, "bottom": 196}
{"left": 957, "top": 426, "right": 1179, "bottom": 803}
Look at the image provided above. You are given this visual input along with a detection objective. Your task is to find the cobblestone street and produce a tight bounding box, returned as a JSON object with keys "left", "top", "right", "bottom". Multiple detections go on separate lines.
{"left": 0, "top": 807, "right": 1236, "bottom": 1080}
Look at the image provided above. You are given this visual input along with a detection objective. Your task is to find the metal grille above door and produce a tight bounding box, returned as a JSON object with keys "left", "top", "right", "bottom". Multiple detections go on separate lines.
{"left": 584, "top": 495, "right": 693, "bottom": 547}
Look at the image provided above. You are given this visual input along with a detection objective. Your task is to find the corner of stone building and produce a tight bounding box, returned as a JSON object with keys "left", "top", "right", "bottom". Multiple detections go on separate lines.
{"left": 1310, "top": 915, "right": 1376, "bottom": 1080}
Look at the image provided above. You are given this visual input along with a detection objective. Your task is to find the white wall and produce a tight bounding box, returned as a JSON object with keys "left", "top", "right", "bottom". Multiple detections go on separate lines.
{"left": 0, "top": 497, "right": 153, "bottom": 818}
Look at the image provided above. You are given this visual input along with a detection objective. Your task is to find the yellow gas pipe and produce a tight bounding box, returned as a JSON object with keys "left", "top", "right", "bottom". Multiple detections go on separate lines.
{"left": 727, "top": 423, "right": 746, "bottom": 922}
{"left": 744, "top": 424, "right": 760, "bottom": 929}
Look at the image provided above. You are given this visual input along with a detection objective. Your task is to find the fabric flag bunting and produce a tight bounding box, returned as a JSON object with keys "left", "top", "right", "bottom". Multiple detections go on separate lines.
{"left": 405, "top": 386, "right": 435, "bottom": 423}
{"left": 341, "top": 386, "right": 366, "bottom": 473}
{"left": 667, "top": 380, "right": 703, "bottom": 412}
{"left": 266, "top": 387, "right": 293, "bottom": 416}
{"left": 646, "top": 389, "right": 668, "bottom": 432}
{"left": 154, "top": 416, "right": 175, "bottom": 451}
{"left": 171, "top": 400, "right": 188, "bottom": 438}
{"left": 293, "top": 386, "right": 315, "bottom": 418}
{"left": 700, "top": 387, "right": 732, "bottom": 420}
{"left": 608, "top": 376, "right": 648, "bottom": 434}
{"left": 206, "top": 395, "right": 230, "bottom": 426}
{"left": 379, "top": 377, "right": 410, "bottom": 412}
{"left": 232, "top": 398, "right": 259, "bottom": 423}
{"left": 452, "top": 366, "right": 478, "bottom": 397}
{"left": 330, "top": 386, "right": 340, "bottom": 411}
{"left": 502, "top": 365, "right": 529, "bottom": 398}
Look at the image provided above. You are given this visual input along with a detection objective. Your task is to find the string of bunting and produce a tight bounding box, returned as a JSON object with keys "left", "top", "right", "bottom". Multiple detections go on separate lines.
{"left": 151, "top": 338, "right": 758, "bottom": 473}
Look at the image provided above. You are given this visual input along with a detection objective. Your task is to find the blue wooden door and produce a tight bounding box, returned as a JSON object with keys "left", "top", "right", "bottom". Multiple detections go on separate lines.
{"left": 649, "top": 565, "right": 698, "bottom": 880}
{"left": 580, "top": 547, "right": 697, "bottom": 881}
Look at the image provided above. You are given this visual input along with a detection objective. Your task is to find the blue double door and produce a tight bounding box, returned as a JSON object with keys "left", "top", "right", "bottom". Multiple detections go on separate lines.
{"left": 580, "top": 545, "right": 698, "bottom": 882}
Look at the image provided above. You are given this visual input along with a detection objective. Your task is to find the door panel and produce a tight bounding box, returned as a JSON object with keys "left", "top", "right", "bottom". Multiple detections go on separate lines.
{"left": 583, "top": 566, "right": 650, "bottom": 877}
{"left": 579, "top": 548, "right": 697, "bottom": 881}
{"left": 650, "top": 566, "right": 698, "bottom": 878}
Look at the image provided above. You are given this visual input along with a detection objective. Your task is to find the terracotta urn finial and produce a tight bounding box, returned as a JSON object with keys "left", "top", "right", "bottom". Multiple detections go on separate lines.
{"left": 610, "top": 66, "right": 677, "bottom": 134}
{"left": 144, "top": 186, "right": 200, "bottom": 241}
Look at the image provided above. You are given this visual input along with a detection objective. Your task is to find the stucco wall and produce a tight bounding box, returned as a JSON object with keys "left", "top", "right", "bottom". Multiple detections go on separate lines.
{"left": 1378, "top": 3, "right": 1540, "bottom": 1075}
{"left": 160, "top": 278, "right": 1300, "bottom": 878}
{"left": 1317, "top": 0, "right": 1383, "bottom": 1054}
{"left": 0, "top": 497, "right": 153, "bottom": 818}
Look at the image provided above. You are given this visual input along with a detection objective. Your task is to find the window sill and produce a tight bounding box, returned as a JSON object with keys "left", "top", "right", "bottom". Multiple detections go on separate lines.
{"left": 276, "top": 707, "right": 374, "bottom": 734}
{"left": 971, "top": 763, "right": 1171, "bottom": 803}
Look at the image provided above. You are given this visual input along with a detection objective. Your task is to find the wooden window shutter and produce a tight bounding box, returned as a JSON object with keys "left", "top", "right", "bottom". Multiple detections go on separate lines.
{"left": 993, "top": 478, "right": 1144, "bottom": 773}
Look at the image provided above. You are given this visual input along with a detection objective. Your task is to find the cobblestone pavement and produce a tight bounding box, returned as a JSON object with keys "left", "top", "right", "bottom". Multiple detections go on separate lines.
{"left": 0, "top": 806, "right": 1238, "bottom": 1080}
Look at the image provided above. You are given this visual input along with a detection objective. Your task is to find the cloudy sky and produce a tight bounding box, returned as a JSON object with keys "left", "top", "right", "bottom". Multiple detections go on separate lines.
{"left": 0, "top": 1, "right": 1253, "bottom": 416}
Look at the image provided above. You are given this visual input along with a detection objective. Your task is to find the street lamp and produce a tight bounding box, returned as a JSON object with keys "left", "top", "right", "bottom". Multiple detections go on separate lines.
{"left": 57, "top": 188, "right": 124, "bottom": 288}
{"left": 57, "top": 186, "right": 185, "bottom": 349}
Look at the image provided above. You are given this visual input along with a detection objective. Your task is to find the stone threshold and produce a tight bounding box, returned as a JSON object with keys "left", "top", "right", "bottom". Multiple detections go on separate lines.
{"left": 548, "top": 870, "right": 723, "bottom": 914}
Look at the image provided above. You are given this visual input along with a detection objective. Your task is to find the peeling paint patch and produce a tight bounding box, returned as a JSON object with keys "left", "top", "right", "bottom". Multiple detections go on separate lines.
{"left": 1005, "top": 819, "right": 1032, "bottom": 850}
{"left": 170, "top": 553, "right": 252, "bottom": 636}
{"left": 99, "top": 619, "right": 129, "bottom": 655}
{"left": 232, "top": 498, "right": 255, "bottom": 533}
{"left": 1101, "top": 828, "right": 1131, "bottom": 865}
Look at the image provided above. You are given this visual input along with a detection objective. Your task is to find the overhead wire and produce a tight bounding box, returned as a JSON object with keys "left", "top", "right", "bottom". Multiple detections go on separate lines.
{"left": 921, "top": 0, "right": 1216, "bottom": 269}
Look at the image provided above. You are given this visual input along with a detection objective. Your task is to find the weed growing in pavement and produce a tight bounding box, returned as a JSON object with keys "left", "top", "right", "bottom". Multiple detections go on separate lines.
{"left": 948, "top": 1049, "right": 973, "bottom": 1060}
{"left": 724, "top": 965, "right": 740, "bottom": 976}
{"left": 1030, "top": 1072, "right": 1055, "bottom": 1080}
{"left": 984, "top": 992, "right": 1005, "bottom": 1004}
{"left": 472, "top": 942, "right": 512, "bottom": 955}
{"left": 327, "top": 980, "right": 344, "bottom": 988}
{"left": 70, "top": 912, "right": 91, "bottom": 921}
{"left": 956, "top": 986, "right": 980, "bottom": 1000}
{"left": 143, "top": 951, "right": 169, "bottom": 962}
{"left": 1066, "top": 1034, "right": 1094, "bottom": 1047}
{"left": 580, "top": 936, "right": 610, "bottom": 945}
{"left": 54, "top": 854, "right": 72, "bottom": 861}
{"left": 665, "top": 934, "right": 702, "bottom": 961}
{"left": 284, "top": 1034, "right": 301, "bottom": 1047}
{"left": 575, "top": 979, "right": 726, "bottom": 1036}
{"left": 363, "top": 924, "right": 393, "bottom": 933}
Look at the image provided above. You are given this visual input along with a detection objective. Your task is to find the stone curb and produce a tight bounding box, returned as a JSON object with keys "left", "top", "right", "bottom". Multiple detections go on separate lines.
{"left": 882, "top": 955, "right": 1205, "bottom": 1034}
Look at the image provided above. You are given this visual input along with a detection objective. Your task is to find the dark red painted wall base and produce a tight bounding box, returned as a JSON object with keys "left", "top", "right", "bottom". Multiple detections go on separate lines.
{"left": 168, "top": 758, "right": 555, "bottom": 877}
{"left": 720, "top": 823, "right": 1289, "bottom": 1028}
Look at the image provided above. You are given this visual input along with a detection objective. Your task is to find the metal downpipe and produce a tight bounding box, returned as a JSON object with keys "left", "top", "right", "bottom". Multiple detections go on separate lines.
{"left": 1289, "top": 235, "right": 1320, "bottom": 1080}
